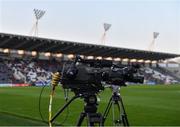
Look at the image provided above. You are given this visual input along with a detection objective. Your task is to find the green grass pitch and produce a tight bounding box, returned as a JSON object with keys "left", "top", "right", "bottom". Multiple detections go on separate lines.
{"left": 0, "top": 85, "right": 180, "bottom": 126}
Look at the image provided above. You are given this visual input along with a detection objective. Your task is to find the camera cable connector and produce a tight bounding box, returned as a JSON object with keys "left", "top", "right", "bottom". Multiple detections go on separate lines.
{"left": 49, "top": 72, "right": 61, "bottom": 127}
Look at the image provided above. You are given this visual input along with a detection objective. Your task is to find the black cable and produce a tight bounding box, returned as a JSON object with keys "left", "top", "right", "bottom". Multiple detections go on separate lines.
{"left": 54, "top": 89, "right": 70, "bottom": 126}
{"left": 38, "top": 83, "right": 70, "bottom": 126}
{"left": 38, "top": 84, "right": 48, "bottom": 124}
{"left": 57, "top": 103, "right": 69, "bottom": 126}
{"left": 59, "top": 95, "right": 69, "bottom": 125}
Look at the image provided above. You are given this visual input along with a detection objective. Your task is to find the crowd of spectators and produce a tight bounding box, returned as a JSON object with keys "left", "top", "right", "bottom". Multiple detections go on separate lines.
{"left": 1, "top": 57, "right": 62, "bottom": 85}
{"left": 165, "top": 67, "right": 180, "bottom": 79}
{"left": 0, "top": 59, "right": 14, "bottom": 83}
{"left": 0, "top": 57, "right": 179, "bottom": 85}
{"left": 143, "top": 67, "right": 178, "bottom": 84}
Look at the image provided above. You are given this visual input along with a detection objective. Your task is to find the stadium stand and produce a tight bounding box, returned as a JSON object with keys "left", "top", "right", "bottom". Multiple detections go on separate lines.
{"left": 0, "top": 58, "right": 13, "bottom": 84}
{"left": 166, "top": 67, "right": 180, "bottom": 79}
{"left": 0, "top": 32, "right": 179, "bottom": 86}
{"left": 0, "top": 56, "right": 179, "bottom": 85}
{"left": 4, "top": 57, "right": 63, "bottom": 86}
{"left": 143, "top": 67, "right": 179, "bottom": 84}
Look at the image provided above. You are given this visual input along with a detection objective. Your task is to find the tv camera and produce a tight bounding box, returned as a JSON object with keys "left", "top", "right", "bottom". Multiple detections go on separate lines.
{"left": 60, "top": 55, "right": 144, "bottom": 94}
{"left": 49, "top": 56, "right": 144, "bottom": 126}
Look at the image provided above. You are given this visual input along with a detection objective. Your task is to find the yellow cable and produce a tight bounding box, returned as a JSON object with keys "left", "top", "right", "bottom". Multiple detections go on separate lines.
{"left": 49, "top": 94, "right": 53, "bottom": 127}
{"left": 48, "top": 72, "right": 61, "bottom": 127}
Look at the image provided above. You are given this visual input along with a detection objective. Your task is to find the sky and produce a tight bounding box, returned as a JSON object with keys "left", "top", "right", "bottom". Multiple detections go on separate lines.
{"left": 0, "top": 0, "right": 180, "bottom": 54}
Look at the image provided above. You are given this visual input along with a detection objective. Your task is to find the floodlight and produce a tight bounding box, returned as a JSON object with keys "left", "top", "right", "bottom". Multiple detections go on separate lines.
{"left": 153, "top": 32, "right": 159, "bottom": 39}
{"left": 34, "top": 9, "right": 46, "bottom": 20}
{"left": 113, "top": 58, "right": 121, "bottom": 61}
{"left": 32, "top": 51, "right": 37, "bottom": 56}
{"left": 137, "top": 59, "right": 144, "bottom": 63}
{"left": 56, "top": 53, "right": 62, "bottom": 57}
{"left": 67, "top": 54, "right": 74, "bottom": 59}
{"left": 122, "top": 58, "right": 129, "bottom": 62}
{"left": 105, "top": 57, "right": 113, "bottom": 60}
{"left": 87, "top": 56, "right": 94, "bottom": 59}
{"left": 130, "top": 59, "right": 137, "bottom": 62}
{"left": 3, "top": 49, "right": 9, "bottom": 53}
{"left": 151, "top": 61, "right": 157, "bottom": 64}
{"left": 96, "top": 56, "right": 102, "bottom": 60}
{"left": 145, "top": 60, "right": 151, "bottom": 63}
{"left": 104, "top": 23, "right": 111, "bottom": 32}
{"left": 17, "top": 50, "right": 24, "bottom": 55}
{"left": 44, "top": 52, "right": 51, "bottom": 57}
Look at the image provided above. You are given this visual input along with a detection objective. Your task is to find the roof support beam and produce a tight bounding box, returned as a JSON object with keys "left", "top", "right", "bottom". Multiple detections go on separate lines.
{"left": 60, "top": 45, "right": 75, "bottom": 52}
{"left": 89, "top": 48, "right": 108, "bottom": 56}
{"left": 28, "top": 41, "right": 46, "bottom": 50}
{"left": 0, "top": 38, "right": 12, "bottom": 47}
{"left": 80, "top": 47, "right": 98, "bottom": 55}
{"left": 72, "top": 46, "right": 91, "bottom": 54}
{"left": 14, "top": 40, "right": 29, "bottom": 49}
{"left": 61, "top": 46, "right": 81, "bottom": 53}
{"left": 112, "top": 51, "right": 129, "bottom": 58}
{"left": 98, "top": 49, "right": 118, "bottom": 57}
{"left": 44, "top": 44, "right": 60, "bottom": 52}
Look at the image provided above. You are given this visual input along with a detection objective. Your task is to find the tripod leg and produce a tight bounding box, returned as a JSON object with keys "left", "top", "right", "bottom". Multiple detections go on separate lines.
{"left": 50, "top": 95, "right": 79, "bottom": 123}
{"left": 107, "top": 93, "right": 129, "bottom": 126}
{"left": 118, "top": 96, "right": 129, "bottom": 126}
{"left": 112, "top": 101, "right": 117, "bottom": 126}
{"left": 102, "top": 97, "right": 113, "bottom": 126}
{"left": 77, "top": 112, "right": 86, "bottom": 126}
{"left": 111, "top": 99, "right": 124, "bottom": 126}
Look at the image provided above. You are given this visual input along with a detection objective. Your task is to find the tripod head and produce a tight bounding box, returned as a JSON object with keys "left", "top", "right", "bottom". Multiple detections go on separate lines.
{"left": 110, "top": 85, "right": 121, "bottom": 95}
{"left": 83, "top": 94, "right": 98, "bottom": 113}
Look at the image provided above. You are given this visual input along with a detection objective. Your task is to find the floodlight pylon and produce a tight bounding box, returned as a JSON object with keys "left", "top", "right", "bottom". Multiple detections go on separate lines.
{"left": 148, "top": 32, "right": 159, "bottom": 51}
{"left": 29, "top": 9, "right": 46, "bottom": 37}
{"left": 101, "top": 23, "right": 111, "bottom": 45}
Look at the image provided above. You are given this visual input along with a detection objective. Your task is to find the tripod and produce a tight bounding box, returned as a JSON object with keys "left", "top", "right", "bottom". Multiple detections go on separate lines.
{"left": 77, "top": 94, "right": 103, "bottom": 126}
{"left": 102, "top": 85, "right": 129, "bottom": 126}
{"left": 50, "top": 93, "right": 103, "bottom": 126}
{"left": 50, "top": 87, "right": 128, "bottom": 126}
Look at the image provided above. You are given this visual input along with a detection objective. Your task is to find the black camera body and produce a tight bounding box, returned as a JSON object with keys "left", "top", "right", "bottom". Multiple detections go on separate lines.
{"left": 61, "top": 62, "right": 104, "bottom": 94}
{"left": 101, "top": 66, "right": 144, "bottom": 86}
{"left": 60, "top": 56, "right": 144, "bottom": 94}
